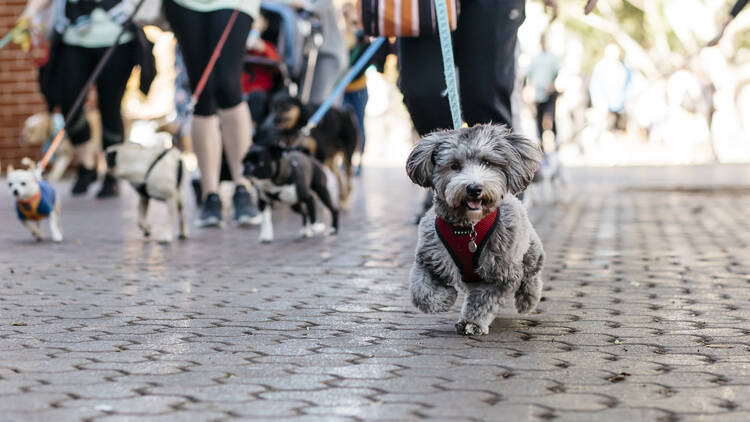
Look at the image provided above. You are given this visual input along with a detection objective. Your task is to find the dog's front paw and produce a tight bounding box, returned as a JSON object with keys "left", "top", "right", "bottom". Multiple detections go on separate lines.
{"left": 158, "top": 233, "right": 174, "bottom": 244}
{"left": 411, "top": 283, "right": 457, "bottom": 314}
{"left": 455, "top": 320, "right": 489, "bottom": 336}
{"left": 514, "top": 290, "right": 540, "bottom": 314}
{"left": 51, "top": 233, "right": 63, "bottom": 243}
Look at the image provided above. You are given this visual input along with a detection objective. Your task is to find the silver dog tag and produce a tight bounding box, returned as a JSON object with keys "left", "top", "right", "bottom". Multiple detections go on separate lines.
{"left": 468, "top": 240, "right": 477, "bottom": 253}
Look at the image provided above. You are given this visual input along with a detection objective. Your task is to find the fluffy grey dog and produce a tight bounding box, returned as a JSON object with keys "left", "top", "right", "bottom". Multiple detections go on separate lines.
{"left": 406, "top": 124, "right": 545, "bottom": 335}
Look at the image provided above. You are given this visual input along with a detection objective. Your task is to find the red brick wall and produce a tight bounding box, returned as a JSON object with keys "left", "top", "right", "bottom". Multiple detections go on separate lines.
{"left": 0, "top": 0, "right": 47, "bottom": 171}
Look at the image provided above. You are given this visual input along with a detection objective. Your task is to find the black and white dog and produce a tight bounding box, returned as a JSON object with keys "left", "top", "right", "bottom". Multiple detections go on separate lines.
{"left": 243, "top": 144, "right": 339, "bottom": 243}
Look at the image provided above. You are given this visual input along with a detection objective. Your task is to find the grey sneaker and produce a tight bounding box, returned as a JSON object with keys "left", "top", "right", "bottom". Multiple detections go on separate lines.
{"left": 195, "top": 193, "right": 222, "bottom": 227}
{"left": 233, "top": 185, "right": 261, "bottom": 225}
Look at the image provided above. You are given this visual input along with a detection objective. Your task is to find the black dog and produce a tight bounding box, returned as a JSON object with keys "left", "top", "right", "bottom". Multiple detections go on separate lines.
{"left": 243, "top": 143, "right": 339, "bottom": 243}
{"left": 259, "top": 94, "right": 360, "bottom": 202}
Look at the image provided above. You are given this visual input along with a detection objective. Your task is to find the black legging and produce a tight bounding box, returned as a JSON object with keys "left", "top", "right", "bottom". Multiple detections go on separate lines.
{"left": 59, "top": 41, "right": 136, "bottom": 148}
{"left": 165, "top": 0, "right": 252, "bottom": 116}
{"left": 398, "top": 0, "right": 525, "bottom": 135}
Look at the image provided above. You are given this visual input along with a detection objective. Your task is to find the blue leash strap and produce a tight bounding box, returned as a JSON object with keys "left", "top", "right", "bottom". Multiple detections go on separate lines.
{"left": 433, "top": 0, "right": 463, "bottom": 129}
{"left": 302, "top": 36, "right": 386, "bottom": 135}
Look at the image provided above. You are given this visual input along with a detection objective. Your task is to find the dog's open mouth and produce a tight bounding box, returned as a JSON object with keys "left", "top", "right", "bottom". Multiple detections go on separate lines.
{"left": 465, "top": 200, "right": 483, "bottom": 211}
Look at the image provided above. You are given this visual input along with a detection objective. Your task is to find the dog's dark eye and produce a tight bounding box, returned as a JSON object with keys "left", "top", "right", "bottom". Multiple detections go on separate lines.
{"left": 450, "top": 162, "right": 461, "bottom": 171}
{"left": 20, "top": 182, "right": 26, "bottom": 186}
{"left": 481, "top": 159, "right": 492, "bottom": 167}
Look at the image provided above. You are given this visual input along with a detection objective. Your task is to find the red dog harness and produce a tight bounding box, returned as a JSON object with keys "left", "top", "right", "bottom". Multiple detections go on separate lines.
{"left": 435, "top": 208, "right": 499, "bottom": 282}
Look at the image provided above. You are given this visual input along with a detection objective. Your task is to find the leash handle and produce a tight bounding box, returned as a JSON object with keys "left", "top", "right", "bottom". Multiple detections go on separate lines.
{"left": 434, "top": 0, "right": 463, "bottom": 130}
{"left": 304, "top": 36, "right": 385, "bottom": 133}
{"left": 190, "top": 9, "right": 241, "bottom": 110}
{"left": 0, "top": 20, "right": 27, "bottom": 50}
{"left": 39, "top": 0, "right": 148, "bottom": 170}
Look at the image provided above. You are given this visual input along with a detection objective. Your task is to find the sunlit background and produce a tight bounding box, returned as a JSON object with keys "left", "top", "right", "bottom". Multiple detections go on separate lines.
{"left": 2, "top": 0, "right": 749, "bottom": 171}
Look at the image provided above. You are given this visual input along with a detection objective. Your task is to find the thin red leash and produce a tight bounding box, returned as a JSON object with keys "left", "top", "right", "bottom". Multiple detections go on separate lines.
{"left": 189, "top": 9, "right": 240, "bottom": 110}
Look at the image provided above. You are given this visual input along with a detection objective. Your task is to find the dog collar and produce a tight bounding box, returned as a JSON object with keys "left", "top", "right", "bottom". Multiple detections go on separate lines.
{"left": 435, "top": 208, "right": 500, "bottom": 283}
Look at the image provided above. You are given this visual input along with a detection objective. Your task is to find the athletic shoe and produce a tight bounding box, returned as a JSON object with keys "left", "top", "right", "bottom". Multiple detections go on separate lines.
{"left": 71, "top": 165, "right": 98, "bottom": 195}
{"left": 195, "top": 193, "right": 223, "bottom": 227}
{"left": 233, "top": 185, "right": 261, "bottom": 225}
{"left": 96, "top": 174, "right": 119, "bottom": 199}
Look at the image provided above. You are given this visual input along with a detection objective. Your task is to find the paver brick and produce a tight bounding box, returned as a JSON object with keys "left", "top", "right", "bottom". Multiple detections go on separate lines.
{"left": 2, "top": 166, "right": 750, "bottom": 420}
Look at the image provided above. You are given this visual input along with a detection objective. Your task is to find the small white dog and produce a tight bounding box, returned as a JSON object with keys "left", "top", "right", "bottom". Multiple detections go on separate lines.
{"left": 105, "top": 142, "right": 188, "bottom": 243}
{"left": 7, "top": 158, "right": 63, "bottom": 242}
{"left": 406, "top": 124, "right": 544, "bottom": 336}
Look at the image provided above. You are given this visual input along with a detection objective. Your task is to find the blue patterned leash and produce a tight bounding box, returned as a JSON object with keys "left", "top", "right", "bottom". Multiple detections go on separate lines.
{"left": 433, "top": 0, "right": 463, "bottom": 129}
{"left": 302, "top": 36, "right": 386, "bottom": 136}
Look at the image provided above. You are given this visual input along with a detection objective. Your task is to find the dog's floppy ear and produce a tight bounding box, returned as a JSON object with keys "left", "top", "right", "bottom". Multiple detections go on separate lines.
{"left": 498, "top": 131, "right": 542, "bottom": 195}
{"left": 406, "top": 132, "right": 444, "bottom": 188}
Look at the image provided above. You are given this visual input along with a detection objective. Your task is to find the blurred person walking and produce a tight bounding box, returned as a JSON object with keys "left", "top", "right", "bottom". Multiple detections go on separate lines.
{"left": 341, "top": 2, "right": 371, "bottom": 175}
{"left": 164, "top": 0, "right": 260, "bottom": 227}
{"left": 20, "top": 0, "right": 153, "bottom": 198}
{"left": 526, "top": 34, "right": 560, "bottom": 148}
{"left": 589, "top": 44, "right": 631, "bottom": 131}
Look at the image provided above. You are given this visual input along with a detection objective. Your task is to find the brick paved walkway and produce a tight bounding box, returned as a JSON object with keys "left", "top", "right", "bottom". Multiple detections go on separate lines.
{"left": 2, "top": 165, "right": 750, "bottom": 421}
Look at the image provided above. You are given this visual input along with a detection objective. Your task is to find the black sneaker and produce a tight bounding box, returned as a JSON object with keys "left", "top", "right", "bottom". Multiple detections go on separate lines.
{"left": 72, "top": 165, "right": 98, "bottom": 195}
{"left": 196, "top": 193, "right": 223, "bottom": 227}
{"left": 233, "top": 185, "right": 261, "bottom": 225}
{"left": 96, "top": 174, "right": 119, "bottom": 199}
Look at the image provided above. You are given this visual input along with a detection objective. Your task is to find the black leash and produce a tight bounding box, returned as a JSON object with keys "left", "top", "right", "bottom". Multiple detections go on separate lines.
{"left": 40, "top": 0, "right": 148, "bottom": 169}
{"left": 135, "top": 148, "right": 182, "bottom": 199}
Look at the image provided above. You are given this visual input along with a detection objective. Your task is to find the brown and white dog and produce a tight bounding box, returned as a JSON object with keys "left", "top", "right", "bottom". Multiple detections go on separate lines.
{"left": 258, "top": 94, "right": 360, "bottom": 203}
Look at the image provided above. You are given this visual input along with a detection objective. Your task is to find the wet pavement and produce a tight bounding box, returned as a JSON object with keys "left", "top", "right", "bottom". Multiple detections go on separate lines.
{"left": 2, "top": 165, "right": 750, "bottom": 421}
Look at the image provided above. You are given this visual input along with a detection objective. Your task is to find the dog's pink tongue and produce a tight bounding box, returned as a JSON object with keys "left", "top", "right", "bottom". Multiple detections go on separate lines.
{"left": 466, "top": 200, "right": 482, "bottom": 210}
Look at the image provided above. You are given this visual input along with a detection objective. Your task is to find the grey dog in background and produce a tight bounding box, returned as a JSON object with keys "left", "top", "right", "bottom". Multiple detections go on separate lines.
{"left": 406, "top": 124, "right": 545, "bottom": 335}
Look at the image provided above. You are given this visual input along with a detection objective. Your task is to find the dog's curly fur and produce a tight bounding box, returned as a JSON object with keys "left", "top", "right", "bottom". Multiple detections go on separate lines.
{"left": 406, "top": 124, "right": 545, "bottom": 335}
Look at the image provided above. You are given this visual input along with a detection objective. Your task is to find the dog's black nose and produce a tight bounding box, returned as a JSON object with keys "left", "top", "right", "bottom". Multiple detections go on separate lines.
{"left": 466, "top": 184, "right": 482, "bottom": 198}
{"left": 12, "top": 189, "right": 18, "bottom": 196}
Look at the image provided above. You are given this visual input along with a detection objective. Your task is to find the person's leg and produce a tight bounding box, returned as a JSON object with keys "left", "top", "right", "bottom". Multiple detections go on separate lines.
{"left": 166, "top": 0, "right": 225, "bottom": 226}
{"left": 211, "top": 10, "right": 259, "bottom": 224}
{"left": 94, "top": 40, "right": 138, "bottom": 198}
{"left": 454, "top": 0, "right": 525, "bottom": 127}
{"left": 59, "top": 44, "right": 98, "bottom": 194}
{"left": 166, "top": 0, "right": 220, "bottom": 195}
{"left": 398, "top": 36, "right": 452, "bottom": 136}
{"left": 535, "top": 100, "right": 545, "bottom": 143}
{"left": 213, "top": 9, "right": 252, "bottom": 188}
